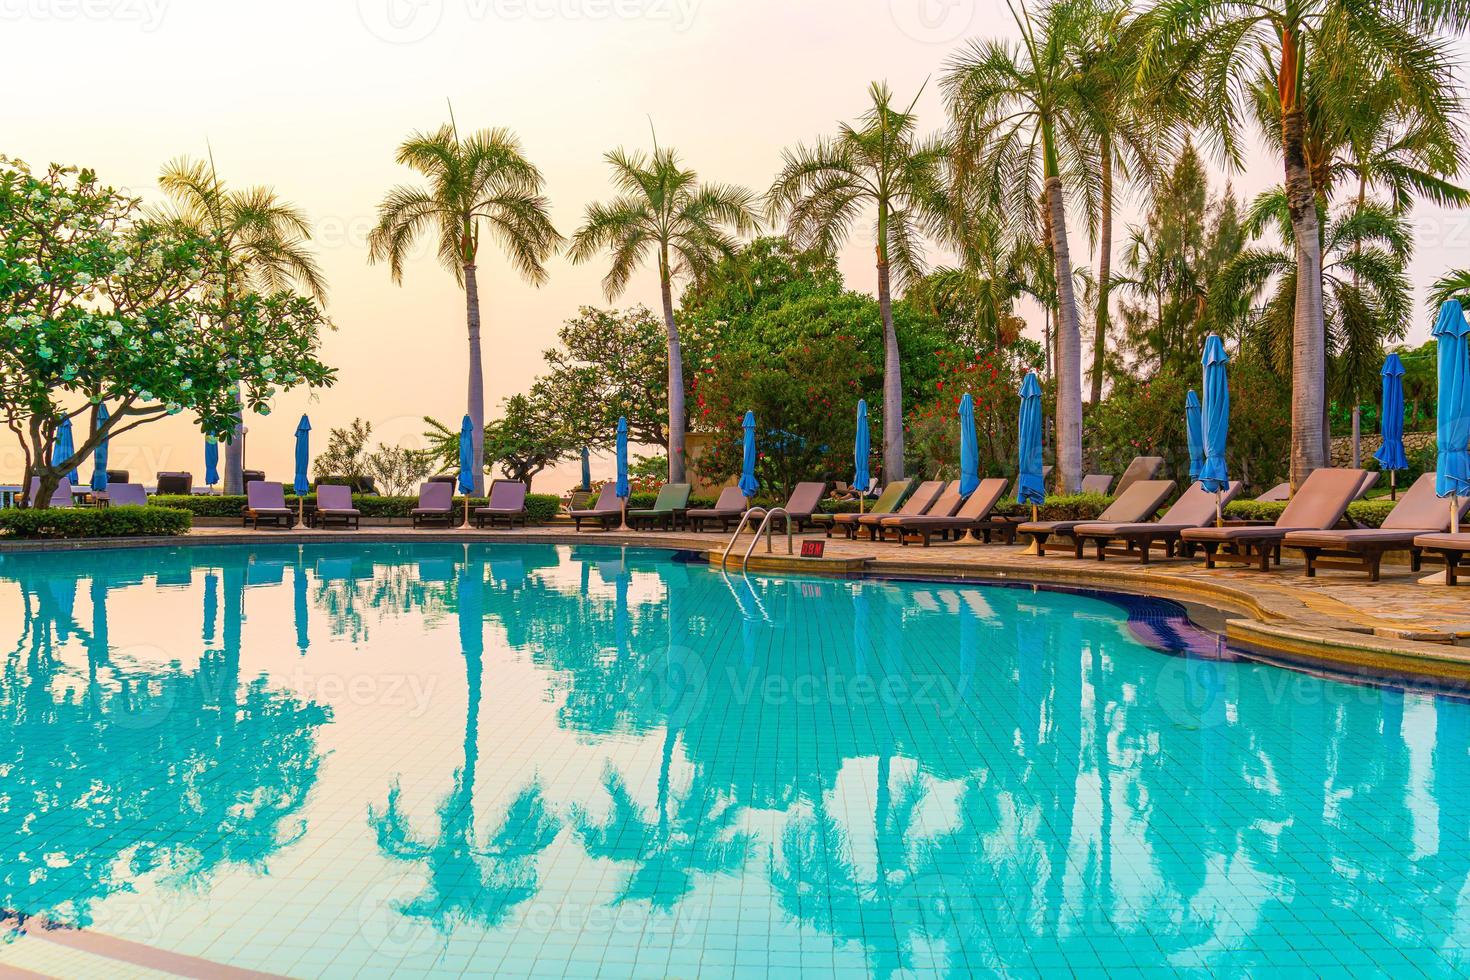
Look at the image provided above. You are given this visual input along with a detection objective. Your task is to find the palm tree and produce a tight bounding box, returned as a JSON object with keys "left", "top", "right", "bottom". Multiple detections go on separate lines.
{"left": 945, "top": 0, "right": 1100, "bottom": 492}
{"left": 568, "top": 142, "right": 758, "bottom": 483}
{"left": 1067, "top": 0, "right": 1171, "bottom": 404}
{"left": 156, "top": 157, "right": 328, "bottom": 494}
{"left": 368, "top": 123, "right": 561, "bottom": 496}
{"left": 1216, "top": 191, "right": 1411, "bottom": 414}
{"left": 1142, "top": 0, "right": 1469, "bottom": 486}
{"left": 766, "top": 82, "right": 948, "bottom": 480}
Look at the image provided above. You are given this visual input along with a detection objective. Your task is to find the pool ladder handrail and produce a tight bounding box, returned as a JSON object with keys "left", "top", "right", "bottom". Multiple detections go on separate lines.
{"left": 720, "top": 507, "right": 794, "bottom": 571}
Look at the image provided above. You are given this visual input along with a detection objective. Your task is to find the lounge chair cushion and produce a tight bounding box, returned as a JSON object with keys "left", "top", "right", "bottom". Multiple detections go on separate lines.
{"left": 413, "top": 482, "right": 455, "bottom": 513}
{"left": 687, "top": 486, "right": 747, "bottom": 517}
{"left": 1413, "top": 532, "right": 1470, "bottom": 551}
{"left": 1020, "top": 480, "right": 1175, "bottom": 536}
{"left": 478, "top": 480, "right": 528, "bottom": 513}
{"left": 883, "top": 479, "right": 1009, "bottom": 526}
{"left": 1080, "top": 474, "right": 1114, "bottom": 495}
{"left": 1076, "top": 481, "right": 1244, "bottom": 537}
{"left": 247, "top": 481, "right": 290, "bottom": 513}
{"left": 317, "top": 484, "right": 359, "bottom": 513}
{"left": 855, "top": 481, "right": 944, "bottom": 525}
{"left": 571, "top": 485, "right": 621, "bottom": 516}
{"left": 106, "top": 483, "right": 149, "bottom": 507}
{"left": 1114, "top": 457, "right": 1164, "bottom": 495}
{"left": 1184, "top": 468, "right": 1365, "bottom": 542}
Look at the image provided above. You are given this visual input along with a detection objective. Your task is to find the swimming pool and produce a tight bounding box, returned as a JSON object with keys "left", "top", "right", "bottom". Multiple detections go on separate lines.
{"left": 0, "top": 541, "right": 1466, "bottom": 977}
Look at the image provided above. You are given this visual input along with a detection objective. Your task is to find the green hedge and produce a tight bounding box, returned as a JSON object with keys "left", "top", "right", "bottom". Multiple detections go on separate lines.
{"left": 996, "top": 492, "right": 1116, "bottom": 522}
{"left": 1223, "top": 498, "right": 1396, "bottom": 529}
{"left": 150, "top": 493, "right": 568, "bottom": 523}
{"left": 0, "top": 505, "right": 192, "bottom": 539}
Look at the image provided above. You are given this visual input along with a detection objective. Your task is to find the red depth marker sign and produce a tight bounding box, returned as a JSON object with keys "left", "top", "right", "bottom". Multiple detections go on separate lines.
{"left": 801, "top": 540, "right": 826, "bottom": 559}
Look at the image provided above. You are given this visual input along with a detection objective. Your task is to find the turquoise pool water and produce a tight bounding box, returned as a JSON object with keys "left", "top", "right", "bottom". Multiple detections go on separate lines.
{"left": 0, "top": 541, "right": 1467, "bottom": 977}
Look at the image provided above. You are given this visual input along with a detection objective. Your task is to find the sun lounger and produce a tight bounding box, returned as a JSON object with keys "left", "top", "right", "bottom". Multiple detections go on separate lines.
{"left": 316, "top": 484, "right": 362, "bottom": 530}
{"left": 1355, "top": 471, "right": 1380, "bottom": 500}
{"left": 824, "top": 479, "right": 914, "bottom": 537}
{"left": 686, "top": 487, "right": 748, "bottom": 532}
{"left": 244, "top": 481, "right": 296, "bottom": 529}
{"left": 105, "top": 469, "right": 129, "bottom": 484}
{"left": 873, "top": 482, "right": 967, "bottom": 541}
{"left": 105, "top": 483, "right": 149, "bottom": 507}
{"left": 1080, "top": 474, "right": 1115, "bottom": 495}
{"left": 1285, "top": 474, "right": 1468, "bottom": 581}
{"left": 626, "top": 483, "right": 692, "bottom": 531}
{"left": 571, "top": 485, "right": 623, "bottom": 531}
{"left": 1412, "top": 530, "right": 1470, "bottom": 585}
{"left": 411, "top": 481, "right": 456, "bottom": 528}
{"left": 1255, "top": 482, "right": 1291, "bottom": 503}
{"left": 1018, "top": 480, "right": 1177, "bottom": 556}
{"left": 1073, "top": 481, "right": 1244, "bottom": 563}
{"left": 879, "top": 478, "right": 1011, "bottom": 546}
{"left": 1114, "top": 456, "right": 1165, "bottom": 495}
{"left": 474, "top": 479, "right": 529, "bottom": 529}
{"left": 844, "top": 480, "right": 945, "bottom": 540}
{"left": 155, "top": 472, "right": 193, "bottom": 495}
{"left": 825, "top": 479, "right": 914, "bottom": 537}
{"left": 745, "top": 482, "right": 827, "bottom": 533}
{"left": 26, "top": 477, "right": 74, "bottom": 508}
{"left": 1181, "top": 467, "right": 1366, "bottom": 571}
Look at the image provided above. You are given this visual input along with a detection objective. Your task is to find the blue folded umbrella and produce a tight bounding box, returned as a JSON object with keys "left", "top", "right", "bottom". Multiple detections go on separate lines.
{"left": 615, "top": 417, "right": 630, "bottom": 500}
{"left": 1373, "top": 354, "right": 1408, "bottom": 474}
{"left": 1200, "top": 336, "right": 1231, "bottom": 494}
{"left": 53, "top": 417, "right": 79, "bottom": 483}
{"left": 958, "top": 393, "right": 980, "bottom": 497}
{"left": 205, "top": 435, "right": 220, "bottom": 487}
{"left": 457, "top": 415, "right": 475, "bottom": 496}
{"left": 1433, "top": 301, "right": 1470, "bottom": 502}
{"left": 90, "top": 404, "right": 111, "bottom": 492}
{"left": 1017, "top": 373, "right": 1046, "bottom": 506}
{"left": 293, "top": 415, "right": 312, "bottom": 496}
{"left": 1185, "top": 390, "right": 1204, "bottom": 483}
{"left": 739, "top": 411, "right": 760, "bottom": 499}
{"left": 853, "top": 400, "right": 870, "bottom": 499}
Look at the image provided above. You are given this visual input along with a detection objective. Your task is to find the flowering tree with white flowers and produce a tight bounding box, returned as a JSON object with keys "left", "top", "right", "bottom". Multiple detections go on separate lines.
{"left": 0, "top": 158, "right": 334, "bottom": 507}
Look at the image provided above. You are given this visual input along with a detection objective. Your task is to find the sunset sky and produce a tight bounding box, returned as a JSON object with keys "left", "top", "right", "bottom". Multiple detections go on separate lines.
{"left": 8, "top": 0, "right": 1469, "bottom": 491}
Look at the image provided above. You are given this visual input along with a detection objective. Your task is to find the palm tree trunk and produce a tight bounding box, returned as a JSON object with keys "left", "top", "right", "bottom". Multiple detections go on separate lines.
{"left": 1045, "top": 176, "right": 1084, "bottom": 494}
{"left": 877, "top": 258, "right": 905, "bottom": 480}
{"left": 1090, "top": 145, "right": 1113, "bottom": 406}
{"left": 1283, "top": 108, "right": 1327, "bottom": 488}
{"left": 464, "top": 262, "right": 486, "bottom": 497}
{"left": 660, "top": 276, "right": 688, "bottom": 484}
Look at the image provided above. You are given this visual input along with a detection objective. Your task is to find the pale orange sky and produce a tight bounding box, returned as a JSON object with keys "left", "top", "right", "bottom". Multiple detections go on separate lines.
{"left": 6, "top": 0, "right": 1468, "bottom": 490}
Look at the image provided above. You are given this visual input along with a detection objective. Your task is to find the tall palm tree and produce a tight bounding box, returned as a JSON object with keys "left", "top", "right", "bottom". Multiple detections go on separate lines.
{"left": 156, "top": 157, "right": 328, "bottom": 494}
{"left": 945, "top": 0, "right": 1100, "bottom": 492}
{"left": 766, "top": 82, "right": 948, "bottom": 480}
{"left": 1142, "top": 0, "right": 1469, "bottom": 486}
{"left": 1067, "top": 0, "right": 1171, "bottom": 404}
{"left": 1216, "top": 191, "right": 1412, "bottom": 412}
{"left": 569, "top": 143, "right": 758, "bottom": 483}
{"left": 368, "top": 123, "right": 561, "bottom": 496}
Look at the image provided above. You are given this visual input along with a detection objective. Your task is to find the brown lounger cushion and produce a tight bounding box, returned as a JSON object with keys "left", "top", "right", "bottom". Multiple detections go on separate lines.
{"left": 852, "top": 481, "right": 944, "bottom": 526}
{"left": 1114, "top": 457, "right": 1165, "bottom": 496}
{"left": 1285, "top": 474, "right": 1466, "bottom": 549}
{"left": 1076, "top": 481, "right": 1244, "bottom": 538}
{"left": 882, "top": 479, "right": 1009, "bottom": 527}
{"left": 1019, "top": 480, "right": 1176, "bottom": 537}
{"left": 1183, "top": 468, "right": 1365, "bottom": 543}
{"left": 1414, "top": 532, "right": 1470, "bottom": 551}
{"left": 570, "top": 485, "right": 621, "bottom": 516}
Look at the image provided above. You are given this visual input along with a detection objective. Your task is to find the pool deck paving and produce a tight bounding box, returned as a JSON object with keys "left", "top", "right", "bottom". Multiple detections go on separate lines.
{"left": 7, "top": 521, "right": 1470, "bottom": 683}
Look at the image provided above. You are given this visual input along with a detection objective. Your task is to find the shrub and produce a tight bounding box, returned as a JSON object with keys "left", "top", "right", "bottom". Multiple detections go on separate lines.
{"left": 0, "top": 505, "right": 192, "bottom": 539}
{"left": 996, "top": 492, "right": 1115, "bottom": 522}
{"left": 1223, "top": 498, "right": 1396, "bottom": 529}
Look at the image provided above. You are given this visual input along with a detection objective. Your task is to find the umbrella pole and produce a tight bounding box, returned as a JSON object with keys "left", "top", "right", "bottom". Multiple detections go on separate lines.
{"left": 619, "top": 499, "right": 630, "bottom": 533}
{"left": 1215, "top": 491, "right": 1223, "bottom": 528}
{"left": 298, "top": 495, "right": 305, "bottom": 530}
{"left": 1021, "top": 504, "right": 1041, "bottom": 555}
{"left": 1391, "top": 470, "right": 1397, "bottom": 501}
{"left": 461, "top": 492, "right": 471, "bottom": 530}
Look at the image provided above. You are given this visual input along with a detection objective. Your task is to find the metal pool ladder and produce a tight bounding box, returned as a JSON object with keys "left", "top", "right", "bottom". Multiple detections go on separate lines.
{"left": 720, "top": 508, "right": 794, "bottom": 571}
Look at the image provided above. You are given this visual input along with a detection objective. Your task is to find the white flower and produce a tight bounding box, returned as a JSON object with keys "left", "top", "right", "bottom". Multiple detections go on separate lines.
{"left": 108, "top": 320, "right": 123, "bottom": 336}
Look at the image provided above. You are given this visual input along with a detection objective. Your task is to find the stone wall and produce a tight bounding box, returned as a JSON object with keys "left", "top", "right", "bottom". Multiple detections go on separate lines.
{"left": 1331, "top": 431, "right": 1435, "bottom": 467}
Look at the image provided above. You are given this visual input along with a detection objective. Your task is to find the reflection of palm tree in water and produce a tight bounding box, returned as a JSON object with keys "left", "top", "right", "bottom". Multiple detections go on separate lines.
{"left": 0, "top": 562, "right": 328, "bottom": 931}
{"left": 368, "top": 560, "right": 560, "bottom": 933}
